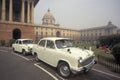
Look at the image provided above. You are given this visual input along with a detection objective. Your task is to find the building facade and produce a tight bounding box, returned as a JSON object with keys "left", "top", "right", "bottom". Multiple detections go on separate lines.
{"left": 0, "top": 0, "right": 119, "bottom": 44}
{"left": 0, "top": 0, "right": 39, "bottom": 43}
{"left": 79, "top": 21, "right": 118, "bottom": 44}
{"left": 34, "top": 9, "right": 80, "bottom": 41}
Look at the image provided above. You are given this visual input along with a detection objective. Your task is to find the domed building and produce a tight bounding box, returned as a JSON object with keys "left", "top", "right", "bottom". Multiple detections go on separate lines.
{"left": 42, "top": 9, "right": 55, "bottom": 25}
{"left": 34, "top": 10, "right": 119, "bottom": 44}
{"left": 34, "top": 9, "right": 80, "bottom": 41}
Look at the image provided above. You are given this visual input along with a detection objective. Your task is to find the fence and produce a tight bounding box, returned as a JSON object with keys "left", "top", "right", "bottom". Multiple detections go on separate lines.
{"left": 97, "top": 54, "right": 120, "bottom": 73}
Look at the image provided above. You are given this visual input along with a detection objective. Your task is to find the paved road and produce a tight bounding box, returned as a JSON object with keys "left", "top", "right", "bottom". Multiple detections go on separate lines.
{"left": 0, "top": 47, "right": 120, "bottom": 80}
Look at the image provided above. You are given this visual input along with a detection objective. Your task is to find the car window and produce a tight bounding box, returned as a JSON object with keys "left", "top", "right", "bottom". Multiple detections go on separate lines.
{"left": 16, "top": 40, "right": 19, "bottom": 44}
{"left": 39, "top": 40, "right": 45, "bottom": 47}
{"left": 55, "top": 39, "right": 73, "bottom": 49}
{"left": 46, "top": 40, "right": 55, "bottom": 49}
{"left": 23, "top": 40, "right": 33, "bottom": 44}
{"left": 19, "top": 41, "right": 22, "bottom": 44}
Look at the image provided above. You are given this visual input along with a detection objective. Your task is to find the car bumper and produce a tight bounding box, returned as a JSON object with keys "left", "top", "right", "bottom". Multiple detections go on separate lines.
{"left": 70, "top": 59, "right": 96, "bottom": 74}
{"left": 26, "top": 49, "right": 32, "bottom": 54}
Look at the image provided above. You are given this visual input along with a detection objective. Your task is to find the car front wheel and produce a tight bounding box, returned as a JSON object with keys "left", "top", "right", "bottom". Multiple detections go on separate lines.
{"left": 22, "top": 49, "right": 26, "bottom": 56}
{"left": 13, "top": 48, "right": 15, "bottom": 52}
{"left": 35, "top": 54, "right": 39, "bottom": 62}
{"left": 57, "top": 62, "right": 72, "bottom": 78}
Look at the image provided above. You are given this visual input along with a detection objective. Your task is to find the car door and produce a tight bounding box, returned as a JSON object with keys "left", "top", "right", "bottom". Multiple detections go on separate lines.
{"left": 37, "top": 40, "right": 46, "bottom": 61}
{"left": 14, "top": 40, "right": 19, "bottom": 51}
{"left": 15, "top": 40, "right": 21, "bottom": 52}
{"left": 44, "top": 40, "right": 58, "bottom": 67}
{"left": 18, "top": 40, "right": 23, "bottom": 52}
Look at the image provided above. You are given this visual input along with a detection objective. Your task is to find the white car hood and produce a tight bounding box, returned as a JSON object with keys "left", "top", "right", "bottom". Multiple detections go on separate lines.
{"left": 61, "top": 47, "right": 94, "bottom": 59}
{"left": 25, "top": 44, "right": 33, "bottom": 48}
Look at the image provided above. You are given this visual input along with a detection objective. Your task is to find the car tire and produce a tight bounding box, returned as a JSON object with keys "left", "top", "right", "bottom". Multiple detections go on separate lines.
{"left": 83, "top": 68, "right": 91, "bottom": 74}
{"left": 35, "top": 54, "right": 39, "bottom": 62}
{"left": 13, "top": 48, "right": 15, "bottom": 52}
{"left": 22, "top": 49, "right": 26, "bottom": 56}
{"left": 57, "top": 62, "right": 72, "bottom": 78}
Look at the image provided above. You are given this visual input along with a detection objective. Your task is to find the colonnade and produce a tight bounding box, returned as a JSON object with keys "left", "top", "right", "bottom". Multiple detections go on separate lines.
{"left": 1, "top": 0, "right": 34, "bottom": 23}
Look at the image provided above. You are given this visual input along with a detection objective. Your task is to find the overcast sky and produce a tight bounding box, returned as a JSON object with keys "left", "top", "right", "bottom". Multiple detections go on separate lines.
{"left": 34, "top": 0, "right": 120, "bottom": 29}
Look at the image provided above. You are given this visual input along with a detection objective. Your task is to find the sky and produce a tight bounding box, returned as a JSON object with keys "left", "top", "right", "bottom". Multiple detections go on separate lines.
{"left": 34, "top": 0, "right": 120, "bottom": 30}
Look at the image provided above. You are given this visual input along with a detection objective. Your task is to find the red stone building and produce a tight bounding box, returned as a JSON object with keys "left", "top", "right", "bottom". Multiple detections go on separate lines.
{"left": 0, "top": 0, "right": 39, "bottom": 43}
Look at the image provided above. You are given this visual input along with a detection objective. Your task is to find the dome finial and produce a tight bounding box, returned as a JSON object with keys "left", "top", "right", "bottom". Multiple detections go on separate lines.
{"left": 48, "top": 9, "right": 50, "bottom": 12}
{"left": 108, "top": 21, "right": 112, "bottom": 26}
{"left": 42, "top": 9, "right": 55, "bottom": 25}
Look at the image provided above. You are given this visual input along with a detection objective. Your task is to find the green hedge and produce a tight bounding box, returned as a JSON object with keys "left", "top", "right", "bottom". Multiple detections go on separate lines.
{"left": 112, "top": 43, "right": 120, "bottom": 64}
{"left": 99, "top": 34, "right": 120, "bottom": 47}
{"left": 9, "top": 39, "right": 16, "bottom": 47}
{"left": 0, "top": 39, "right": 16, "bottom": 47}
{"left": 0, "top": 40, "right": 5, "bottom": 46}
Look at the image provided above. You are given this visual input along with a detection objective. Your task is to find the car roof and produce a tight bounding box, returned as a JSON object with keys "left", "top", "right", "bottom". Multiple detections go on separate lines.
{"left": 16, "top": 39, "right": 32, "bottom": 41}
{"left": 41, "top": 37, "right": 70, "bottom": 41}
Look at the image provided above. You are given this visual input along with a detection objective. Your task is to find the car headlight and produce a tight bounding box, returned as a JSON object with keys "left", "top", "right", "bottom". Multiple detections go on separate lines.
{"left": 78, "top": 57, "right": 83, "bottom": 63}
{"left": 92, "top": 54, "right": 95, "bottom": 57}
{"left": 78, "top": 57, "right": 83, "bottom": 67}
{"left": 28, "top": 47, "right": 31, "bottom": 50}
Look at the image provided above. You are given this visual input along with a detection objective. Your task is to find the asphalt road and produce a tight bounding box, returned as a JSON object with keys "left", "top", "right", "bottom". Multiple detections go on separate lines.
{"left": 0, "top": 47, "right": 120, "bottom": 80}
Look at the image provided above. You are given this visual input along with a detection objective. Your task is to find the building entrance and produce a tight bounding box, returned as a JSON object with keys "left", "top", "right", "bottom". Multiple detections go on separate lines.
{"left": 13, "top": 28, "right": 21, "bottom": 39}
{"left": 56, "top": 31, "right": 61, "bottom": 37}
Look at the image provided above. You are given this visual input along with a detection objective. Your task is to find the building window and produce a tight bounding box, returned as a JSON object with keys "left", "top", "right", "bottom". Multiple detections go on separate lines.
{"left": 41, "top": 32, "right": 43, "bottom": 36}
{"left": 81, "top": 34, "right": 82, "bottom": 37}
{"left": 36, "top": 32, "right": 38, "bottom": 40}
{"left": 51, "top": 20, "right": 52, "bottom": 23}
{"left": 63, "top": 33, "right": 65, "bottom": 37}
{"left": 51, "top": 32, "right": 53, "bottom": 36}
{"left": 99, "top": 33, "right": 102, "bottom": 36}
{"left": 46, "top": 20, "right": 48, "bottom": 23}
{"left": 67, "top": 33, "right": 69, "bottom": 37}
{"left": 91, "top": 33, "right": 93, "bottom": 36}
{"left": 36, "top": 27, "right": 38, "bottom": 29}
{"left": 51, "top": 28, "right": 53, "bottom": 31}
{"left": 36, "top": 32, "right": 38, "bottom": 36}
{"left": 87, "top": 34, "right": 89, "bottom": 36}
{"left": 46, "top": 32, "right": 47, "bottom": 37}
{"left": 95, "top": 33, "right": 97, "bottom": 36}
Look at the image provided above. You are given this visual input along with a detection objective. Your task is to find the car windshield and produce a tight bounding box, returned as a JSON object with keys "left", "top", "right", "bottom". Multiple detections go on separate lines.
{"left": 55, "top": 39, "right": 73, "bottom": 49}
{"left": 23, "top": 40, "right": 33, "bottom": 44}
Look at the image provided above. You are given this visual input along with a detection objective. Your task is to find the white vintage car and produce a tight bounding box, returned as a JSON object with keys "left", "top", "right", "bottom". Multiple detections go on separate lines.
{"left": 12, "top": 39, "right": 33, "bottom": 55}
{"left": 32, "top": 37, "right": 96, "bottom": 78}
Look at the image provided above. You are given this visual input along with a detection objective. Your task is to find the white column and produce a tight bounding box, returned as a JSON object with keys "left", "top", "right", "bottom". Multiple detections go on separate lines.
{"left": 21, "top": 0, "right": 25, "bottom": 22}
{"left": 2, "top": 0, "right": 6, "bottom": 21}
{"left": 31, "top": 1, "right": 34, "bottom": 23}
{"left": 27, "top": 0, "right": 30, "bottom": 23}
{"left": 9, "top": 0, "right": 13, "bottom": 21}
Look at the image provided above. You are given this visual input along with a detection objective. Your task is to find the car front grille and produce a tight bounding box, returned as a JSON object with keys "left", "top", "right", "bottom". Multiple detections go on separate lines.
{"left": 81, "top": 56, "right": 94, "bottom": 66}
{"left": 28, "top": 48, "right": 32, "bottom": 52}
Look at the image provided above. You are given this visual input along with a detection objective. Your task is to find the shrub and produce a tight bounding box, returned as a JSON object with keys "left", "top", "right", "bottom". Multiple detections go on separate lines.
{"left": 9, "top": 39, "right": 16, "bottom": 47}
{"left": 112, "top": 43, "right": 120, "bottom": 64}
{"left": 99, "top": 34, "right": 120, "bottom": 47}
{"left": 0, "top": 40, "right": 5, "bottom": 46}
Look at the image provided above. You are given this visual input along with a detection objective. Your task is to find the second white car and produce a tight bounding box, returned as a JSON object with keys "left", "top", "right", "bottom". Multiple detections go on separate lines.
{"left": 12, "top": 39, "right": 33, "bottom": 55}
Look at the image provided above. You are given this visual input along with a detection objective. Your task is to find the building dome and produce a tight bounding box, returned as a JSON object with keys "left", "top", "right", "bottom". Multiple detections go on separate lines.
{"left": 42, "top": 9, "right": 55, "bottom": 25}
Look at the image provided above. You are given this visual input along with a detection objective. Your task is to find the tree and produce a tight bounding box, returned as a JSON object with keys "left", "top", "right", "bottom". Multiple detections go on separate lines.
{"left": 112, "top": 43, "right": 120, "bottom": 64}
{"left": 99, "top": 34, "right": 120, "bottom": 47}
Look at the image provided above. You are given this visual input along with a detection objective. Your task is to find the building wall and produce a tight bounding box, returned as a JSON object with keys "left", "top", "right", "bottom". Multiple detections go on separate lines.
{"left": 0, "top": 0, "right": 39, "bottom": 43}
{"left": 0, "top": 22, "right": 34, "bottom": 43}
{"left": 79, "top": 22, "right": 118, "bottom": 43}
{"left": 34, "top": 25, "right": 80, "bottom": 41}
